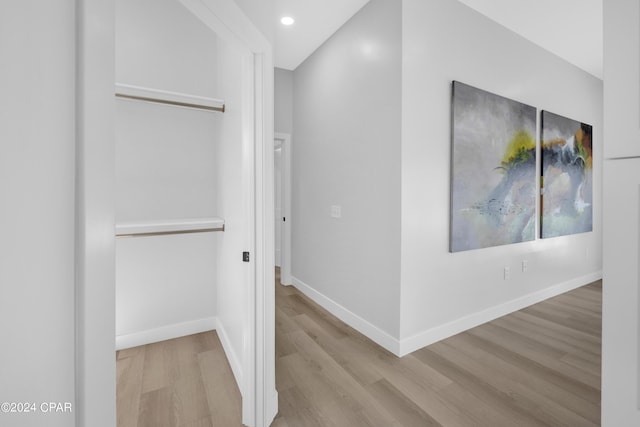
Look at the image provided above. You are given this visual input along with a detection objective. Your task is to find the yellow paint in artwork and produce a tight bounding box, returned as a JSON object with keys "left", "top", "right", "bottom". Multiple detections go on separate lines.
{"left": 500, "top": 130, "right": 535, "bottom": 169}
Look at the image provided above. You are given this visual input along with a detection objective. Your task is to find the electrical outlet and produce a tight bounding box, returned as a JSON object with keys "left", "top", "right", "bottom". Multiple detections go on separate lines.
{"left": 331, "top": 205, "right": 341, "bottom": 218}
{"left": 522, "top": 260, "right": 528, "bottom": 273}
{"left": 504, "top": 266, "right": 510, "bottom": 280}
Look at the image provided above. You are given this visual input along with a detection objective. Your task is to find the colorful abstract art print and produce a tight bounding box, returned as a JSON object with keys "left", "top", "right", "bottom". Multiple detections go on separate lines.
{"left": 540, "top": 111, "right": 593, "bottom": 238}
{"left": 450, "top": 82, "right": 537, "bottom": 252}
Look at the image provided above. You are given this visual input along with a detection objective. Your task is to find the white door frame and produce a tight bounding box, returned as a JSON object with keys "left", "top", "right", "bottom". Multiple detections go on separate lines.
{"left": 275, "top": 132, "right": 292, "bottom": 285}
{"left": 75, "top": 0, "right": 277, "bottom": 426}
{"left": 274, "top": 139, "right": 282, "bottom": 267}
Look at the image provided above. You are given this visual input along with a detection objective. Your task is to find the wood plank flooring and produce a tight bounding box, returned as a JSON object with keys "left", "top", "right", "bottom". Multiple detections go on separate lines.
{"left": 117, "top": 273, "right": 601, "bottom": 426}
{"left": 116, "top": 330, "right": 242, "bottom": 427}
{"left": 272, "top": 277, "right": 601, "bottom": 427}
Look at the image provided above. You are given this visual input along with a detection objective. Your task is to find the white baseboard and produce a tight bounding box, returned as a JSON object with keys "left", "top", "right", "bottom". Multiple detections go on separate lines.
{"left": 115, "top": 316, "right": 218, "bottom": 350}
{"left": 266, "top": 390, "right": 279, "bottom": 426}
{"left": 291, "top": 276, "right": 401, "bottom": 355}
{"left": 291, "top": 271, "right": 602, "bottom": 358}
{"left": 397, "top": 270, "right": 603, "bottom": 356}
{"left": 216, "top": 318, "right": 243, "bottom": 394}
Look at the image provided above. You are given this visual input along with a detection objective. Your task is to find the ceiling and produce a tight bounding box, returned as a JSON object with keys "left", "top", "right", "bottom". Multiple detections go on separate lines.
{"left": 273, "top": 0, "right": 603, "bottom": 80}
{"left": 274, "top": 0, "right": 370, "bottom": 70}
{"left": 458, "top": 0, "right": 602, "bottom": 79}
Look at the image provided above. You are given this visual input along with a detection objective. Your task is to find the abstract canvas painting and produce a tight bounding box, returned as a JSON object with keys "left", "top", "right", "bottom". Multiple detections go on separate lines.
{"left": 540, "top": 111, "right": 593, "bottom": 238}
{"left": 451, "top": 81, "right": 537, "bottom": 252}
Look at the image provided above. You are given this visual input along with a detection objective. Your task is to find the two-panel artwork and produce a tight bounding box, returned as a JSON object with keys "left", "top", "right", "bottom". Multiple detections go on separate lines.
{"left": 450, "top": 81, "right": 593, "bottom": 253}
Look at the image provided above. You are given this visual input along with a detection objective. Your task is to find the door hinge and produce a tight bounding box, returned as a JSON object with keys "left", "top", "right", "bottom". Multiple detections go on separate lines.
{"left": 243, "top": 251, "right": 250, "bottom": 262}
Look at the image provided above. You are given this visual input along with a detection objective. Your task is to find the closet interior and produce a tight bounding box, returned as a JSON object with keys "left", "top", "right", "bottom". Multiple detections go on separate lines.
{"left": 114, "top": 0, "right": 250, "bottom": 423}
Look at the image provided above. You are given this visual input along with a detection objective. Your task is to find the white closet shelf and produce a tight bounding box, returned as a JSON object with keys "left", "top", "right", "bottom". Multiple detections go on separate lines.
{"left": 115, "top": 83, "right": 225, "bottom": 112}
{"left": 116, "top": 217, "right": 225, "bottom": 238}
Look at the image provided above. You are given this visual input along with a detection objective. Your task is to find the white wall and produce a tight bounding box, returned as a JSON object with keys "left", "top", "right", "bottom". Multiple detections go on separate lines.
{"left": 116, "top": 0, "right": 218, "bottom": 97}
{"left": 275, "top": 68, "right": 293, "bottom": 135}
{"left": 292, "top": 0, "right": 402, "bottom": 343}
{"left": 399, "top": 0, "right": 603, "bottom": 354}
{"left": 0, "top": 1, "right": 76, "bottom": 426}
{"left": 602, "top": 0, "right": 640, "bottom": 424}
{"left": 115, "top": 233, "right": 217, "bottom": 346}
{"left": 115, "top": 0, "right": 220, "bottom": 346}
{"left": 289, "top": 0, "right": 603, "bottom": 357}
{"left": 115, "top": 101, "right": 219, "bottom": 223}
{"left": 233, "top": 0, "right": 275, "bottom": 44}
{"left": 602, "top": 160, "right": 640, "bottom": 426}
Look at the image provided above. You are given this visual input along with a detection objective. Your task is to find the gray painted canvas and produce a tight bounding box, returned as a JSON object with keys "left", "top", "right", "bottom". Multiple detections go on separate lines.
{"left": 451, "top": 81, "right": 537, "bottom": 252}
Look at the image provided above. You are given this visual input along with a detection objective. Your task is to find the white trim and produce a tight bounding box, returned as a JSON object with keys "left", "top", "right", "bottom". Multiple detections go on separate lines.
{"left": 292, "top": 272, "right": 602, "bottom": 358}
{"left": 266, "top": 390, "right": 279, "bottom": 425}
{"left": 275, "top": 133, "right": 292, "bottom": 285}
{"left": 180, "top": 0, "right": 271, "bottom": 53}
{"left": 216, "top": 317, "right": 244, "bottom": 390}
{"left": 75, "top": 0, "right": 116, "bottom": 425}
{"left": 114, "top": 83, "right": 225, "bottom": 111}
{"left": 177, "top": 2, "right": 276, "bottom": 426}
{"left": 242, "top": 51, "right": 258, "bottom": 425}
{"left": 263, "top": 64, "right": 279, "bottom": 427}
{"left": 291, "top": 276, "right": 401, "bottom": 354}
{"left": 115, "top": 317, "right": 217, "bottom": 350}
{"left": 398, "top": 270, "right": 603, "bottom": 356}
{"left": 254, "top": 53, "right": 279, "bottom": 427}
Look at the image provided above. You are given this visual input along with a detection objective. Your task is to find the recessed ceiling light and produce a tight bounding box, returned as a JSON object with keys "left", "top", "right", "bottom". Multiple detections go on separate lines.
{"left": 281, "top": 16, "right": 295, "bottom": 26}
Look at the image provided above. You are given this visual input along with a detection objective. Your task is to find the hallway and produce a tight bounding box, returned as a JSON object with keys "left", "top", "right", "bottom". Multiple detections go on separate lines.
{"left": 273, "top": 273, "right": 601, "bottom": 426}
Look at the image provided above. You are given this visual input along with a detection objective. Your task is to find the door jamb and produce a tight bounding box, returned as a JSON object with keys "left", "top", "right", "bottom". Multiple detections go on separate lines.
{"left": 275, "top": 132, "right": 292, "bottom": 286}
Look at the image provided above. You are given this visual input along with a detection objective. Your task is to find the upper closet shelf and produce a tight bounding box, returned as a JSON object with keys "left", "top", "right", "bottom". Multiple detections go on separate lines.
{"left": 116, "top": 217, "right": 225, "bottom": 238}
{"left": 115, "top": 83, "right": 225, "bottom": 113}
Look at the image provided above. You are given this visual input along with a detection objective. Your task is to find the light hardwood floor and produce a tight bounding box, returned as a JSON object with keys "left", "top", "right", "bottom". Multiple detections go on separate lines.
{"left": 272, "top": 276, "right": 601, "bottom": 427}
{"left": 116, "top": 330, "right": 242, "bottom": 427}
{"left": 117, "top": 274, "right": 601, "bottom": 427}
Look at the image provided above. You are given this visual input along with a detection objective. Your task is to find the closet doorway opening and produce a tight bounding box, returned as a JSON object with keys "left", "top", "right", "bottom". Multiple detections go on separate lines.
{"left": 95, "top": 0, "right": 277, "bottom": 426}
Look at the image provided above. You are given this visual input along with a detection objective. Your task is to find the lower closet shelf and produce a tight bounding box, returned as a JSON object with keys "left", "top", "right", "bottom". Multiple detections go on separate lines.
{"left": 115, "top": 217, "right": 225, "bottom": 237}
